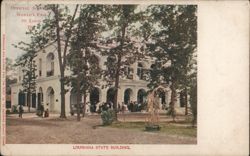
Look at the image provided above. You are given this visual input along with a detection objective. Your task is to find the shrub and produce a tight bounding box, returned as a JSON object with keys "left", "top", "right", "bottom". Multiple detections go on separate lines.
{"left": 12, "top": 105, "right": 18, "bottom": 113}
{"left": 101, "top": 109, "right": 115, "bottom": 126}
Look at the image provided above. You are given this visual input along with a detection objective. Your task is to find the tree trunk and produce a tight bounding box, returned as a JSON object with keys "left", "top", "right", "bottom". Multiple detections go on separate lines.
{"left": 27, "top": 92, "right": 30, "bottom": 112}
{"left": 82, "top": 93, "right": 87, "bottom": 118}
{"left": 184, "top": 88, "right": 188, "bottom": 115}
{"left": 76, "top": 75, "right": 81, "bottom": 121}
{"left": 112, "top": 20, "right": 127, "bottom": 121}
{"left": 113, "top": 55, "right": 121, "bottom": 121}
{"left": 60, "top": 76, "right": 66, "bottom": 118}
{"left": 54, "top": 5, "right": 66, "bottom": 118}
{"left": 170, "top": 81, "right": 177, "bottom": 121}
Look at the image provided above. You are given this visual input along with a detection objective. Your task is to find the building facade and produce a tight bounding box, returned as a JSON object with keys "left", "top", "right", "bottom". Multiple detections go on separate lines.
{"left": 11, "top": 43, "right": 187, "bottom": 114}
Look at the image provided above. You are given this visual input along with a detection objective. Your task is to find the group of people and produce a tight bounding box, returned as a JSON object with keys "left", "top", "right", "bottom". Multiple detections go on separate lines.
{"left": 94, "top": 101, "right": 147, "bottom": 113}
{"left": 127, "top": 101, "right": 146, "bottom": 112}
{"left": 96, "top": 101, "right": 114, "bottom": 113}
{"left": 37, "top": 104, "right": 49, "bottom": 118}
{"left": 17, "top": 104, "right": 49, "bottom": 118}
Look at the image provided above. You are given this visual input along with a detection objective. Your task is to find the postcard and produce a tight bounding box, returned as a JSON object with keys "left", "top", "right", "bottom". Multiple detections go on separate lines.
{"left": 0, "top": 0, "right": 249, "bottom": 155}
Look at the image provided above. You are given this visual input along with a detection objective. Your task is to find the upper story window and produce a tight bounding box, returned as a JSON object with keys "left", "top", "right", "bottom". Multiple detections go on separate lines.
{"left": 137, "top": 62, "right": 144, "bottom": 80}
{"left": 46, "top": 53, "right": 54, "bottom": 77}
{"left": 38, "top": 58, "right": 42, "bottom": 77}
{"left": 124, "top": 65, "right": 133, "bottom": 79}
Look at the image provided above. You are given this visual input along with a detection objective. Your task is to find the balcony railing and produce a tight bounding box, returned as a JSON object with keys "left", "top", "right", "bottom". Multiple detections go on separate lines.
{"left": 46, "top": 70, "right": 54, "bottom": 77}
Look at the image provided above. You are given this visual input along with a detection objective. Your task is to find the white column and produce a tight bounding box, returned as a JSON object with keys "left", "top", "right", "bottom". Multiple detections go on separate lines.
{"left": 65, "top": 91, "right": 70, "bottom": 114}
{"left": 132, "top": 62, "right": 138, "bottom": 80}
{"left": 101, "top": 89, "right": 107, "bottom": 103}
{"left": 117, "top": 87, "right": 123, "bottom": 105}
{"left": 130, "top": 87, "right": 137, "bottom": 102}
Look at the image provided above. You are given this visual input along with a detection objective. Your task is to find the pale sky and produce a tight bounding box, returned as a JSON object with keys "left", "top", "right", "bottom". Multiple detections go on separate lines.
{"left": 5, "top": 3, "right": 47, "bottom": 61}
{"left": 5, "top": 3, "right": 148, "bottom": 61}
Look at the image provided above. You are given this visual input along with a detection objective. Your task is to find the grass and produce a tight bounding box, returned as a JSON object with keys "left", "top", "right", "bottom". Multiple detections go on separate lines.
{"left": 109, "top": 121, "right": 197, "bottom": 138}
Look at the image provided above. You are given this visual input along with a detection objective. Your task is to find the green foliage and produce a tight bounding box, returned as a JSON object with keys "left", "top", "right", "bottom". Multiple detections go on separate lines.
{"left": 20, "top": 58, "right": 37, "bottom": 94}
{"left": 13, "top": 38, "right": 37, "bottom": 112}
{"left": 66, "top": 5, "right": 103, "bottom": 94}
{"left": 100, "top": 5, "right": 147, "bottom": 115}
{"left": 101, "top": 109, "right": 116, "bottom": 125}
{"left": 12, "top": 4, "right": 197, "bottom": 118}
{"left": 65, "top": 6, "right": 103, "bottom": 120}
{"left": 141, "top": 5, "right": 197, "bottom": 117}
{"left": 101, "top": 5, "right": 145, "bottom": 85}
{"left": 12, "top": 105, "right": 18, "bottom": 113}
{"left": 146, "top": 5, "right": 197, "bottom": 90}
{"left": 25, "top": 4, "right": 79, "bottom": 118}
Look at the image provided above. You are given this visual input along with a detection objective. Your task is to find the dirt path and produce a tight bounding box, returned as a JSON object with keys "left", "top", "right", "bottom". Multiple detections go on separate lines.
{"left": 6, "top": 114, "right": 196, "bottom": 144}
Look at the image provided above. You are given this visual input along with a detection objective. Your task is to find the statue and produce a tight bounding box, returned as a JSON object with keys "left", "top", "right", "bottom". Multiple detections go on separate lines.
{"left": 145, "top": 85, "right": 168, "bottom": 131}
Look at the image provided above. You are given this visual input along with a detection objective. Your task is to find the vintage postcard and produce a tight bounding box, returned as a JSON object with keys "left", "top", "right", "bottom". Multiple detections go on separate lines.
{"left": 0, "top": 0, "right": 249, "bottom": 155}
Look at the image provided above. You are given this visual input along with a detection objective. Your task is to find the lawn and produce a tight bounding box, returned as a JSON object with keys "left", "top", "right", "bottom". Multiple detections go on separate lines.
{"left": 6, "top": 114, "right": 197, "bottom": 144}
{"left": 109, "top": 121, "right": 197, "bottom": 138}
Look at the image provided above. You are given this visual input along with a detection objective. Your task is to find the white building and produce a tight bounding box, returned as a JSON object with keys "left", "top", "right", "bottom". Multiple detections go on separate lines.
{"left": 10, "top": 43, "right": 187, "bottom": 115}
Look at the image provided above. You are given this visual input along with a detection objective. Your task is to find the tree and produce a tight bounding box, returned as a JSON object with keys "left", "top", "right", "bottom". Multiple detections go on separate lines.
{"left": 145, "top": 5, "right": 197, "bottom": 121}
{"left": 101, "top": 5, "right": 144, "bottom": 120}
{"left": 27, "top": 4, "right": 79, "bottom": 118}
{"left": 66, "top": 5, "right": 103, "bottom": 121}
{"left": 6, "top": 57, "right": 17, "bottom": 95}
{"left": 189, "top": 76, "right": 197, "bottom": 125}
{"left": 13, "top": 42, "right": 38, "bottom": 112}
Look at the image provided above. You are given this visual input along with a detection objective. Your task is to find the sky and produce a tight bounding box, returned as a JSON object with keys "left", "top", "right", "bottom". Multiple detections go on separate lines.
{"left": 5, "top": 3, "right": 48, "bottom": 60}
{"left": 4, "top": 3, "right": 148, "bottom": 61}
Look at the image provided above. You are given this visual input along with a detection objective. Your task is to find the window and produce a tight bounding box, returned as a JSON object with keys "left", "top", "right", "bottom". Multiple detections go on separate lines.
{"left": 124, "top": 65, "right": 133, "bottom": 79}
{"left": 46, "top": 53, "right": 55, "bottom": 77}
{"left": 137, "top": 63, "right": 144, "bottom": 80}
{"left": 39, "top": 58, "right": 42, "bottom": 76}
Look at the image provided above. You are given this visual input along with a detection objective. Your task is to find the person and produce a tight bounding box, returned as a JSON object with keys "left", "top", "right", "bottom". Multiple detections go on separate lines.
{"left": 129, "top": 101, "right": 133, "bottom": 112}
{"left": 18, "top": 105, "right": 24, "bottom": 118}
{"left": 122, "top": 103, "right": 125, "bottom": 113}
{"left": 44, "top": 109, "right": 49, "bottom": 118}
{"left": 121, "top": 103, "right": 126, "bottom": 121}
{"left": 109, "top": 101, "right": 113, "bottom": 109}
{"left": 138, "top": 103, "right": 141, "bottom": 112}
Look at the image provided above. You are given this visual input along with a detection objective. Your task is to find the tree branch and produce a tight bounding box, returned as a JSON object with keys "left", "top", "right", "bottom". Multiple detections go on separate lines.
{"left": 62, "top": 4, "right": 79, "bottom": 69}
